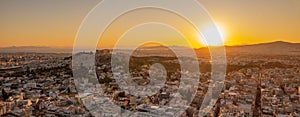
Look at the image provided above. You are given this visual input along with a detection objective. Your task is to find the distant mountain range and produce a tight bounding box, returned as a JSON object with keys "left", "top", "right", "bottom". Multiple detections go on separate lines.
{"left": 224, "top": 41, "right": 300, "bottom": 55}
{"left": 0, "top": 46, "right": 72, "bottom": 53}
{"left": 0, "top": 41, "right": 299, "bottom": 55}
{"left": 134, "top": 41, "right": 300, "bottom": 56}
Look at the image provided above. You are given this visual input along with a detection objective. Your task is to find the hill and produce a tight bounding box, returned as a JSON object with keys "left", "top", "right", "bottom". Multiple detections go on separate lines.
{"left": 225, "top": 41, "right": 300, "bottom": 55}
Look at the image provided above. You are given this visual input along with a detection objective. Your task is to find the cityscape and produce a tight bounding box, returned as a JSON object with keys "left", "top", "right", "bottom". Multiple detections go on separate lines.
{"left": 0, "top": 41, "right": 299, "bottom": 117}
{"left": 1, "top": 0, "right": 300, "bottom": 117}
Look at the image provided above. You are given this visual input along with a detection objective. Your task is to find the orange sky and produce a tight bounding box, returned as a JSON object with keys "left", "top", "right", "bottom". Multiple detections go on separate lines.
{"left": 0, "top": 0, "right": 299, "bottom": 48}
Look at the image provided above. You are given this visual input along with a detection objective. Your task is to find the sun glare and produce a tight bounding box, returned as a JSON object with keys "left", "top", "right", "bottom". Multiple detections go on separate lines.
{"left": 199, "top": 23, "right": 226, "bottom": 47}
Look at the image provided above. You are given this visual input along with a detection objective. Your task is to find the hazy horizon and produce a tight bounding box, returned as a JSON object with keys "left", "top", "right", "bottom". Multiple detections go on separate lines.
{"left": 0, "top": 40, "right": 299, "bottom": 49}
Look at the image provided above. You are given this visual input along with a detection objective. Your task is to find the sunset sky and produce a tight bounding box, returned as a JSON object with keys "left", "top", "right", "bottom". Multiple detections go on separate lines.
{"left": 0, "top": 0, "right": 299, "bottom": 48}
